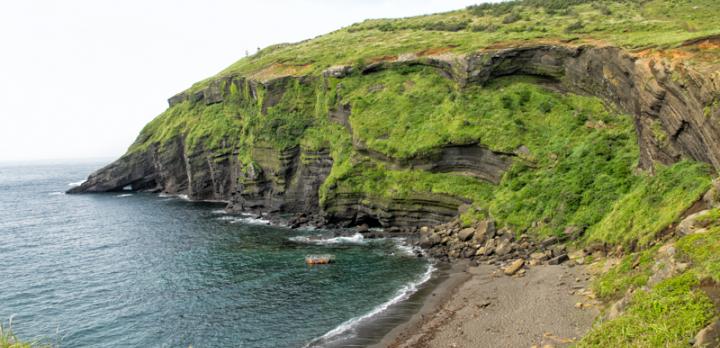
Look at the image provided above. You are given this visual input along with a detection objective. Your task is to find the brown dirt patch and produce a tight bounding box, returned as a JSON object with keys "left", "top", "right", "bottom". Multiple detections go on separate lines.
{"left": 417, "top": 46, "right": 457, "bottom": 57}
{"left": 249, "top": 63, "right": 312, "bottom": 81}
{"left": 368, "top": 55, "right": 398, "bottom": 64}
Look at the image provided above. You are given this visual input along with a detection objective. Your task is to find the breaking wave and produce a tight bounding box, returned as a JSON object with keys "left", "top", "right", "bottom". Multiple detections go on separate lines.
{"left": 215, "top": 214, "right": 271, "bottom": 225}
{"left": 288, "top": 233, "right": 366, "bottom": 245}
{"left": 304, "top": 262, "right": 435, "bottom": 347}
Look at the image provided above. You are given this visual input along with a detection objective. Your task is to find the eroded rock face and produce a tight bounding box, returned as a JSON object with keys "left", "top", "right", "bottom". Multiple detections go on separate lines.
{"left": 330, "top": 44, "right": 720, "bottom": 171}
{"left": 228, "top": 146, "right": 333, "bottom": 214}
{"left": 68, "top": 138, "right": 187, "bottom": 194}
{"left": 355, "top": 143, "right": 514, "bottom": 184}
{"left": 323, "top": 192, "right": 469, "bottom": 228}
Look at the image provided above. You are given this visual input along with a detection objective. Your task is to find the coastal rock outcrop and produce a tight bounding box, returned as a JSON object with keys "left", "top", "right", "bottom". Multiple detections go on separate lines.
{"left": 323, "top": 192, "right": 469, "bottom": 228}
{"left": 229, "top": 146, "right": 333, "bottom": 213}
{"left": 355, "top": 143, "right": 514, "bottom": 184}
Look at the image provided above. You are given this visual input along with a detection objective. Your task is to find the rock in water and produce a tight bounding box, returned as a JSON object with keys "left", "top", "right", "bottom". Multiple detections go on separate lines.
{"left": 504, "top": 259, "right": 525, "bottom": 276}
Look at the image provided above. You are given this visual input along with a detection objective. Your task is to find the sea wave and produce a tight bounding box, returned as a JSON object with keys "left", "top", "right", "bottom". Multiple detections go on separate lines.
{"left": 67, "top": 180, "right": 85, "bottom": 187}
{"left": 48, "top": 191, "right": 65, "bottom": 196}
{"left": 305, "top": 262, "right": 436, "bottom": 347}
{"left": 288, "top": 233, "right": 366, "bottom": 245}
{"left": 393, "top": 241, "right": 418, "bottom": 256}
{"left": 115, "top": 194, "right": 133, "bottom": 198}
{"left": 157, "top": 193, "right": 192, "bottom": 201}
{"left": 211, "top": 209, "right": 228, "bottom": 215}
{"left": 215, "top": 215, "right": 271, "bottom": 225}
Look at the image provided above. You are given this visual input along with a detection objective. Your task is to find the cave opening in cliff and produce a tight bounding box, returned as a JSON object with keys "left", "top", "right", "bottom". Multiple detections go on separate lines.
{"left": 354, "top": 215, "right": 383, "bottom": 228}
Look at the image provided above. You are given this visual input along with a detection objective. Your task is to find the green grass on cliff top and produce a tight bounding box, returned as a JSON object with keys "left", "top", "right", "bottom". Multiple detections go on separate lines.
{"left": 194, "top": 0, "right": 720, "bottom": 86}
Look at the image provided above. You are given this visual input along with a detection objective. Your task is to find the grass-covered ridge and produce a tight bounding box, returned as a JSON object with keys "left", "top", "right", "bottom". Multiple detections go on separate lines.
{"left": 202, "top": 0, "right": 720, "bottom": 85}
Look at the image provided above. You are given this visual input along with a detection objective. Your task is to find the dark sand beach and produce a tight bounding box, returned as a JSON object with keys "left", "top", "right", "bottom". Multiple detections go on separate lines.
{"left": 374, "top": 263, "right": 599, "bottom": 348}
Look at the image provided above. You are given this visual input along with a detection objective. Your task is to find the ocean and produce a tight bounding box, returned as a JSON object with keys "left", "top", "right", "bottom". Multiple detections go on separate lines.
{"left": 0, "top": 161, "right": 434, "bottom": 347}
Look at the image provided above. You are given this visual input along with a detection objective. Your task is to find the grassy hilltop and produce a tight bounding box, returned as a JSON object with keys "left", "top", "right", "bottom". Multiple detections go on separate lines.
{"left": 211, "top": 0, "right": 720, "bottom": 80}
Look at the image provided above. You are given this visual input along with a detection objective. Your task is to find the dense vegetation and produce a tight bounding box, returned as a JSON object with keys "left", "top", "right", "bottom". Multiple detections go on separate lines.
{"left": 580, "top": 213, "right": 720, "bottom": 347}
{"left": 581, "top": 272, "right": 715, "bottom": 347}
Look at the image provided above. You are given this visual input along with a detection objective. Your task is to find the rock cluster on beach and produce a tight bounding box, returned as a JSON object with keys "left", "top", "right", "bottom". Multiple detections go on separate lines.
{"left": 416, "top": 218, "right": 577, "bottom": 274}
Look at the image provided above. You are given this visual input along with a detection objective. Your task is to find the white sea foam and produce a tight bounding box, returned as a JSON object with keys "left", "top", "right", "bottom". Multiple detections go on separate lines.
{"left": 115, "top": 193, "right": 133, "bottom": 198}
{"left": 288, "top": 233, "right": 366, "bottom": 245}
{"left": 393, "top": 242, "right": 416, "bottom": 256}
{"left": 211, "top": 209, "right": 228, "bottom": 215}
{"left": 237, "top": 217, "right": 271, "bottom": 225}
{"left": 215, "top": 215, "right": 271, "bottom": 225}
{"left": 67, "top": 180, "right": 85, "bottom": 187}
{"left": 305, "top": 263, "right": 436, "bottom": 347}
{"left": 48, "top": 191, "right": 65, "bottom": 196}
{"left": 177, "top": 194, "right": 190, "bottom": 201}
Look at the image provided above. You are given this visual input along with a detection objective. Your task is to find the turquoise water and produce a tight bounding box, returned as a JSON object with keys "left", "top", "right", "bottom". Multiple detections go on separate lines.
{"left": 0, "top": 161, "right": 430, "bottom": 347}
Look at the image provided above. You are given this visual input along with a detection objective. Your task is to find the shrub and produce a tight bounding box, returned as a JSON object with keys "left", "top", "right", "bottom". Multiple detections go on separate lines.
{"left": 593, "top": 3, "right": 612, "bottom": 15}
{"left": 470, "top": 23, "right": 499, "bottom": 32}
{"left": 565, "top": 21, "right": 584, "bottom": 33}
{"left": 518, "top": 89, "right": 532, "bottom": 106}
{"left": 422, "top": 20, "right": 470, "bottom": 32}
{"left": 539, "top": 100, "right": 553, "bottom": 113}
{"left": 502, "top": 12, "right": 522, "bottom": 24}
{"left": 501, "top": 94, "right": 515, "bottom": 109}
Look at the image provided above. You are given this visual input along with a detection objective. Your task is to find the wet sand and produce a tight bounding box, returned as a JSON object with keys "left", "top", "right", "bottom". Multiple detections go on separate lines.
{"left": 374, "top": 263, "right": 598, "bottom": 348}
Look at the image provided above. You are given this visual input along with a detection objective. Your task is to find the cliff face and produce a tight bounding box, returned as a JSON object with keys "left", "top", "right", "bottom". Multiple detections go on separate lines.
{"left": 68, "top": 40, "right": 720, "bottom": 228}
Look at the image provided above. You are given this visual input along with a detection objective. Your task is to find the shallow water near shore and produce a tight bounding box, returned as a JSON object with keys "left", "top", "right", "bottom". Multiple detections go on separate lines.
{"left": 0, "top": 161, "right": 430, "bottom": 347}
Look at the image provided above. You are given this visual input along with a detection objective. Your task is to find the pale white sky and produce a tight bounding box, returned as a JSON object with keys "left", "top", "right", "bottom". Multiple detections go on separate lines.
{"left": 0, "top": 0, "right": 493, "bottom": 162}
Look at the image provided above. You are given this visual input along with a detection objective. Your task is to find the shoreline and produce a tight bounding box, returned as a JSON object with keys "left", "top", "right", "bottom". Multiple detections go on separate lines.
{"left": 374, "top": 262, "right": 599, "bottom": 348}
{"left": 368, "top": 261, "right": 472, "bottom": 348}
